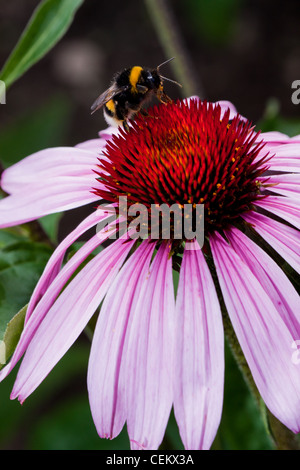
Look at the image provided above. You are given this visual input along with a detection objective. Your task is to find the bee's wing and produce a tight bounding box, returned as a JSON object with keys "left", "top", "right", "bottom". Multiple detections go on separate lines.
{"left": 91, "top": 83, "right": 125, "bottom": 114}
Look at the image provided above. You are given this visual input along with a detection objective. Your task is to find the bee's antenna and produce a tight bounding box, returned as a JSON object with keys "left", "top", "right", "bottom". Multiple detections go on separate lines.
{"left": 157, "top": 57, "right": 175, "bottom": 70}
{"left": 160, "top": 75, "right": 182, "bottom": 87}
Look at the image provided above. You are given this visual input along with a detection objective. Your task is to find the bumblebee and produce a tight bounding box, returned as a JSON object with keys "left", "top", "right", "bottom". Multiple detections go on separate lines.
{"left": 91, "top": 58, "right": 181, "bottom": 131}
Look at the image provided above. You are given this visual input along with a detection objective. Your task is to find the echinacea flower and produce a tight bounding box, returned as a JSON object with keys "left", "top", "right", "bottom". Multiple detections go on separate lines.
{"left": 0, "top": 98, "right": 299, "bottom": 450}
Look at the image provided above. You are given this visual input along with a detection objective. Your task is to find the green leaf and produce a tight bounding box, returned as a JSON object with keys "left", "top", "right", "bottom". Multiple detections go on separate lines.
{"left": 0, "top": 233, "right": 52, "bottom": 341}
{"left": 39, "top": 212, "right": 63, "bottom": 245}
{"left": 0, "top": 229, "right": 26, "bottom": 249}
{"left": 1, "top": 304, "right": 27, "bottom": 367}
{"left": 0, "top": 0, "right": 84, "bottom": 90}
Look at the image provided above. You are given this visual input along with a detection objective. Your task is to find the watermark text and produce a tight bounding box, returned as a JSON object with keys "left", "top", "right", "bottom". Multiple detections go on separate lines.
{"left": 96, "top": 197, "right": 204, "bottom": 249}
{"left": 291, "top": 80, "right": 300, "bottom": 105}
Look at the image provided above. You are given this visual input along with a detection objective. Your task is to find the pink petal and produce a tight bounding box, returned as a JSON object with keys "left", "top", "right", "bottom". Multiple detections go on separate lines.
{"left": 257, "top": 143, "right": 300, "bottom": 173}
{"left": 11, "top": 235, "right": 135, "bottom": 403}
{"left": 173, "top": 241, "right": 224, "bottom": 450}
{"left": 75, "top": 138, "right": 108, "bottom": 153}
{"left": 215, "top": 100, "right": 246, "bottom": 121}
{"left": 263, "top": 143, "right": 300, "bottom": 157}
{"left": 260, "top": 131, "right": 300, "bottom": 144}
{"left": 26, "top": 207, "right": 113, "bottom": 321}
{"left": 242, "top": 211, "right": 300, "bottom": 274}
{"left": 210, "top": 232, "right": 300, "bottom": 433}
{"left": 265, "top": 157, "right": 300, "bottom": 173}
{"left": 124, "top": 242, "right": 175, "bottom": 450}
{"left": 0, "top": 214, "right": 118, "bottom": 383}
{"left": 225, "top": 227, "right": 300, "bottom": 337}
{"left": 259, "top": 173, "right": 300, "bottom": 198}
{"left": 254, "top": 196, "right": 300, "bottom": 230}
{"left": 87, "top": 241, "right": 156, "bottom": 441}
{"left": 184, "top": 98, "right": 246, "bottom": 121}
{"left": 1, "top": 147, "right": 98, "bottom": 194}
{"left": 0, "top": 145, "right": 109, "bottom": 227}
{"left": 98, "top": 126, "right": 122, "bottom": 140}
{"left": 0, "top": 179, "right": 100, "bottom": 227}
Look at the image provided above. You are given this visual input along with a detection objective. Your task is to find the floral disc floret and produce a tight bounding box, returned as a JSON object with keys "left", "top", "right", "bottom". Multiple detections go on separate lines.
{"left": 94, "top": 99, "right": 270, "bottom": 237}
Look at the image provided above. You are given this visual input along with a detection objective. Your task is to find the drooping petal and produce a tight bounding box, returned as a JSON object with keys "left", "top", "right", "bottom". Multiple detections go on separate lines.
{"left": 242, "top": 211, "right": 300, "bottom": 274}
{"left": 261, "top": 142, "right": 300, "bottom": 157}
{"left": 0, "top": 232, "right": 100, "bottom": 382}
{"left": 210, "top": 232, "right": 300, "bottom": 433}
{"left": 0, "top": 179, "right": 100, "bottom": 227}
{"left": 264, "top": 157, "right": 300, "bottom": 173}
{"left": 254, "top": 195, "right": 300, "bottom": 230}
{"left": 10, "top": 235, "right": 135, "bottom": 403}
{"left": 260, "top": 131, "right": 300, "bottom": 144}
{"left": 225, "top": 227, "right": 300, "bottom": 337}
{"left": 256, "top": 142, "right": 300, "bottom": 173}
{"left": 87, "top": 241, "right": 156, "bottom": 441}
{"left": 259, "top": 173, "right": 300, "bottom": 198}
{"left": 25, "top": 207, "right": 114, "bottom": 321}
{"left": 173, "top": 241, "right": 224, "bottom": 450}
{"left": 0, "top": 145, "right": 110, "bottom": 227}
{"left": 123, "top": 242, "right": 175, "bottom": 450}
{"left": 1, "top": 147, "right": 98, "bottom": 193}
{"left": 0, "top": 216, "right": 117, "bottom": 383}
{"left": 268, "top": 157, "right": 300, "bottom": 173}
{"left": 75, "top": 138, "right": 108, "bottom": 153}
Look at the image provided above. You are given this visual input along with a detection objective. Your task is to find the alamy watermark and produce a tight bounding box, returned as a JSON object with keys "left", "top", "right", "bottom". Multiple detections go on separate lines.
{"left": 0, "top": 80, "right": 6, "bottom": 104}
{"left": 291, "top": 80, "right": 300, "bottom": 105}
{"left": 95, "top": 197, "right": 204, "bottom": 250}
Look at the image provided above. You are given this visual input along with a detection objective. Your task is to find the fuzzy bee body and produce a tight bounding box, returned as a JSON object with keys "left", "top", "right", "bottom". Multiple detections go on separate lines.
{"left": 91, "top": 59, "right": 181, "bottom": 131}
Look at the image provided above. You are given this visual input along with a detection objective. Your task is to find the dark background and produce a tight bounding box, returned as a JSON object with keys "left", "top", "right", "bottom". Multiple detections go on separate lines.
{"left": 0, "top": 0, "right": 299, "bottom": 450}
{"left": 1, "top": 0, "right": 300, "bottom": 142}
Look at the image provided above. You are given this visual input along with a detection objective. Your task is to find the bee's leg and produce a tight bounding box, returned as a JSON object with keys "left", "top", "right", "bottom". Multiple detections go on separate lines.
{"left": 157, "top": 86, "right": 173, "bottom": 104}
{"left": 159, "top": 92, "right": 173, "bottom": 104}
{"left": 122, "top": 120, "right": 130, "bottom": 132}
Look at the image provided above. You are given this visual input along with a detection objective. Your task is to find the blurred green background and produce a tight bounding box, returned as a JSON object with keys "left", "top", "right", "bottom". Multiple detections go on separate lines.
{"left": 0, "top": 0, "right": 299, "bottom": 450}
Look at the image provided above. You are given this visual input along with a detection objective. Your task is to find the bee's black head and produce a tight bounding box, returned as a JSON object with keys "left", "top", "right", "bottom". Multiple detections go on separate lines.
{"left": 140, "top": 69, "right": 161, "bottom": 90}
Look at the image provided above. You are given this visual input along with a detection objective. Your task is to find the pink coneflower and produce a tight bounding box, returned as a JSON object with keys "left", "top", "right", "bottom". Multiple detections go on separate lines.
{"left": 0, "top": 98, "right": 299, "bottom": 450}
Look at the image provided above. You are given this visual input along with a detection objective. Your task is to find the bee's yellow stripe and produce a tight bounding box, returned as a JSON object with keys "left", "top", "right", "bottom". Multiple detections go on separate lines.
{"left": 105, "top": 99, "right": 115, "bottom": 113}
{"left": 129, "top": 66, "right": 143, "bottom": 92}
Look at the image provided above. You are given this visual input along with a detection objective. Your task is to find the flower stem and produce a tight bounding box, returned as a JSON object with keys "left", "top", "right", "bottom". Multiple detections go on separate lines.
{"left": 143, "top": 0, "right": 203, "bottom": 98}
